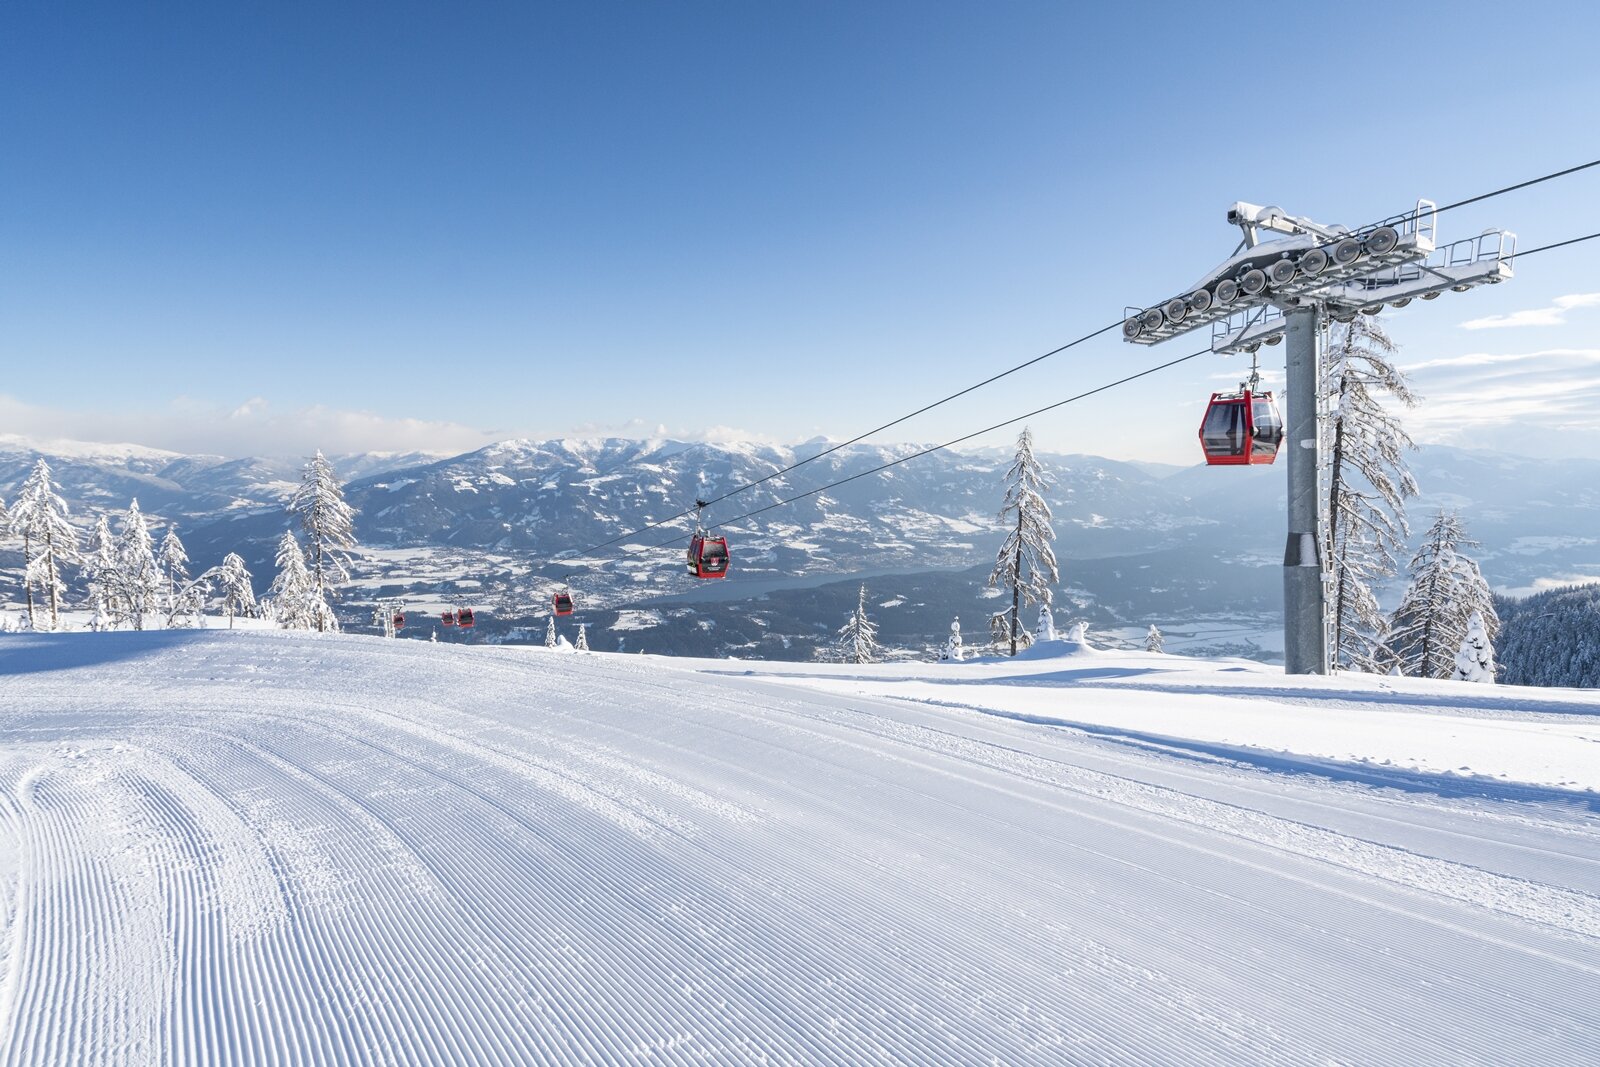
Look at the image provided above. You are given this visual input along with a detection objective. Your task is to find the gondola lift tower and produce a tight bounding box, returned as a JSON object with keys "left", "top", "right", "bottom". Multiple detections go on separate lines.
{"left": 1122, "top": 199, "right": 1516, "bottom": 674}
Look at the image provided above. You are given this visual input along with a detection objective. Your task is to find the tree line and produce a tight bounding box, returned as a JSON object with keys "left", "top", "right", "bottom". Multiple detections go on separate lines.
{"left": 1494, "top": 583, "right": 1600, "bottom": 687}
{"left": 0, "top": 450, "right": 357, "bottom": 634}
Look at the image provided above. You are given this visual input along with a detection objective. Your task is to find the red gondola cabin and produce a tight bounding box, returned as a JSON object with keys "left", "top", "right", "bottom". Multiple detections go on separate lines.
{"left": 1198, "top": 389, "right": 1284, "bottom": 466}
{"left": 687, "top": 533, "right": 730, "bottom": 579}
{"left": 458, "top": 608, "right": 476, "bottom": 629}
{"left": 392, "top": 613, "right": 406, "bottom": 631}
{"left": 439, "top": 609, "right": 457, "bottom": 627}
{"left": 553, "top": 592, "right": 575, "bottom": 616}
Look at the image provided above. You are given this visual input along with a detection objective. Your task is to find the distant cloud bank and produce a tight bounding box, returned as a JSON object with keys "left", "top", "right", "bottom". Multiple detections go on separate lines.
{"left": 0, "top": 393, "right": 508, "bottom": 460}
{"left": 1459, "top": 292, "right": 1600, "bottom": 330}
{"left": 0, "top": 395, "right": 807, "bottom": 461}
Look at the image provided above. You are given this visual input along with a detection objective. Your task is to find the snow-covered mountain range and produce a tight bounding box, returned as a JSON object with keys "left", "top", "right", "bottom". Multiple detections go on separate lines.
{"left": 2, "top": 433, "right": 1597, "bottom": 657}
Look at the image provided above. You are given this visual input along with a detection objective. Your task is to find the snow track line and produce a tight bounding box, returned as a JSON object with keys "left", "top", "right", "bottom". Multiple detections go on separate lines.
{"left": 587, "top": 665, "right": 1599, "bottom": 1058}
{"left": 688, "top": 671, "right": 1600, "bottom": 951}
{"left": 655, "top": 680, "right": 1600, "bottom": 1062}
{"left": 216, "top": 694, "right": 1299, "bottom": 1062}
{"left": 899, "top": 694, "right": 1600, "bottom": 883}
{"left": 166, "top": 713, "right": 839, "bottom": 1064}
{"left": 250, "top": 714, "right": 952, "bottom": 1064}
{"left": 467, "top": 662, "right": 1580, "bottom": 1055}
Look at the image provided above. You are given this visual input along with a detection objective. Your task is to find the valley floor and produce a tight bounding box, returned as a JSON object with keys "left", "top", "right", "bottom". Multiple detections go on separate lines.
{"left": 0, "top": 631, "right": 1596, "bottom": 1064}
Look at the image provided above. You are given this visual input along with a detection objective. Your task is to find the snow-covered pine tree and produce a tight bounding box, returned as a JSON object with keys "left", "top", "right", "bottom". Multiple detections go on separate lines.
{"left": 210, "top": 552, "right": 256, "bottom": 629}
{"left": 544, "top": 616, "right": 558, "bottom": 648}
{"left": 267, "top": 531, "right": 338, "bottom": 631}
{"left": 10, "top": 459, "right": 80, "bottom": 631}
{"left": 288, "top": 451, "right": 358, "bottom": 630}
{"left": 575, "top": 623, "right": 589, "bottom": 652}
{"left": 83, "top": 514, "right": 121, "bottom": 630}
{"left": 988, "top": 427, "right": 1058, "bottom": 656}
{"left": 941, "top": 616, "right": 964, "bottom": 662}
{"left": 1322, "top": 319, "right": 1420, "bottom": 671}
{"left": 1452, "top": 610, "right": 1496, "bottom": 683}
{"left": 1145, "top": 624, "right": 1164, "bottom": 653}
{"left": 115, "top": 499, "right": 164, "bottom": 630}
{"left": 265, "top": 532, "right": 310, "bottom": 629}
{"left": 836, "top": 584, "right": 881, "bottom": 664}
{"left": 159, "top": 525, "right": 191, "bottom": 614}
{"left": 1035, "top": 603, "right": 1056, "bottom": 643}
{"left": 1388, "top": 511, "right": 1497, "bottom": 679}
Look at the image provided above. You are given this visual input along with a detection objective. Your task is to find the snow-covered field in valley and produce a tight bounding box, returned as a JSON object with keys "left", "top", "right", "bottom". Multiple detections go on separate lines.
{"left": 1, "top": 631, "right": 1596, "bottom": 1065}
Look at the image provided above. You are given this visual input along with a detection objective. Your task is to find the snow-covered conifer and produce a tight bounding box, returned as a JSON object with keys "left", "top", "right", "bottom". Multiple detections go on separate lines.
{"left": 1388, "top": 511, "right": 1497, "bottom": 679}
{"left": 288, "top": 451, "right": 358, "bottom": 629}
{"left": 10, "top": 459, "right": 80, "bottom": 631}
{"left": 1322, "top": 319, "right": 1420, "bottom": 671}
{"left": 1035, "top": 604, "right": 1056, "bottom": 643}
{"left": 210, "top": 552, "right": 256, "bottom": 629}
{"left": 988, "top": 428, "right": 1058, "bottom": 656}
{"left": 267, "top": 531, "right": 338, "bottom": 632}
{"left": 159, "top": 526, "right": 191, "bottom": 613}
{"left": 544, "top": 616, "right": 558, "bottom": 648}
{"left": 115, "top": 500, "right": 164, "bottom": 630}
{"left": 1452, "top": 610, "right": 1496, "bottom": 683}
{"left": 83, "top": 514, "right": 121, "bottom": 630}
{"left": 575, "top": 623, "right": 589, "bottom": 652}
{"left": 940, "top": 616, "right": 964, "bottom": 662}
{"left": 1145, "top": 624, "right": 1164, "bottom": 653}
{"left": 836, "top": 584, "right": 881, "bottom": 665}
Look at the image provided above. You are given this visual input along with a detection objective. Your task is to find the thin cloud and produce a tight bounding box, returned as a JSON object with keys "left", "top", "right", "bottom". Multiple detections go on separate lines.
{"left": 0, "top": 395, "right": 801, "bottom": 460}
{"left": 1459, "top": 292, "right": 1600, "bottom": 330}
{"left": 1403, "top": 348, "right": 1600, "bottom": 372}
{"left": 1398, "top": 344, "right": 1600, "bottom": 460}
{"left": 562, "top": 416, "right": 786, "bottom": 447}
{"left": 0, "top": 394, "right": 507, "bottom": 460}
{"left": 1496, "top": 574, "right": 1600, "bottom": 599}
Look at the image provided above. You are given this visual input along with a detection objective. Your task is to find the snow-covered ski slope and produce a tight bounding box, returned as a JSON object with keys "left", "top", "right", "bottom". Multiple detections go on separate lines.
{"left": 1, "top": 632, "right": 1596, "bottom": 1065}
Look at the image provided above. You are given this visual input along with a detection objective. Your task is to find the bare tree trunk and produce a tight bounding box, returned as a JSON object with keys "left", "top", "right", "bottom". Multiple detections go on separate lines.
{"left": 314, "top": 541, "right": 326, "bottom": 633}
{"left": 1327, "top": 392, "right": 1348, "bottom": 664}
{"left": 45, "top": 538, "right": 59, "bottom": 630}
{"left": 1009, "top": 510, "right": 1023, "bottom": 656}
{"left": 1420, "top": 567, "right": 1440, "bottom": 677}
{"left": 22, "top": 531, "right": 36, "bottom": 629}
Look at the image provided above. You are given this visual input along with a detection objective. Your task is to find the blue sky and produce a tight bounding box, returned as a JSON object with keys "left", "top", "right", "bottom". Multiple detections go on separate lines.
{"left": 3, "top": 1, "right": 1598, "bottom": 462}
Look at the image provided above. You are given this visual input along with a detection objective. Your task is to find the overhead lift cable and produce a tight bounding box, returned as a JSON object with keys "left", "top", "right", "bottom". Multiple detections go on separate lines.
{"left": 609, "top": 223, "right": 1599, "bottom": 562}
{"left": 633, "top": 343, "right": 1213, "bottom": 555}
{"left": 1432, "top": 157, "right": 1600, "bottom": 218}
{"left": 551, "top": 161, "right": 1600, "bottom": 568}
{"left": 556, "top": 319, "right": 1124, "bottom": 561}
